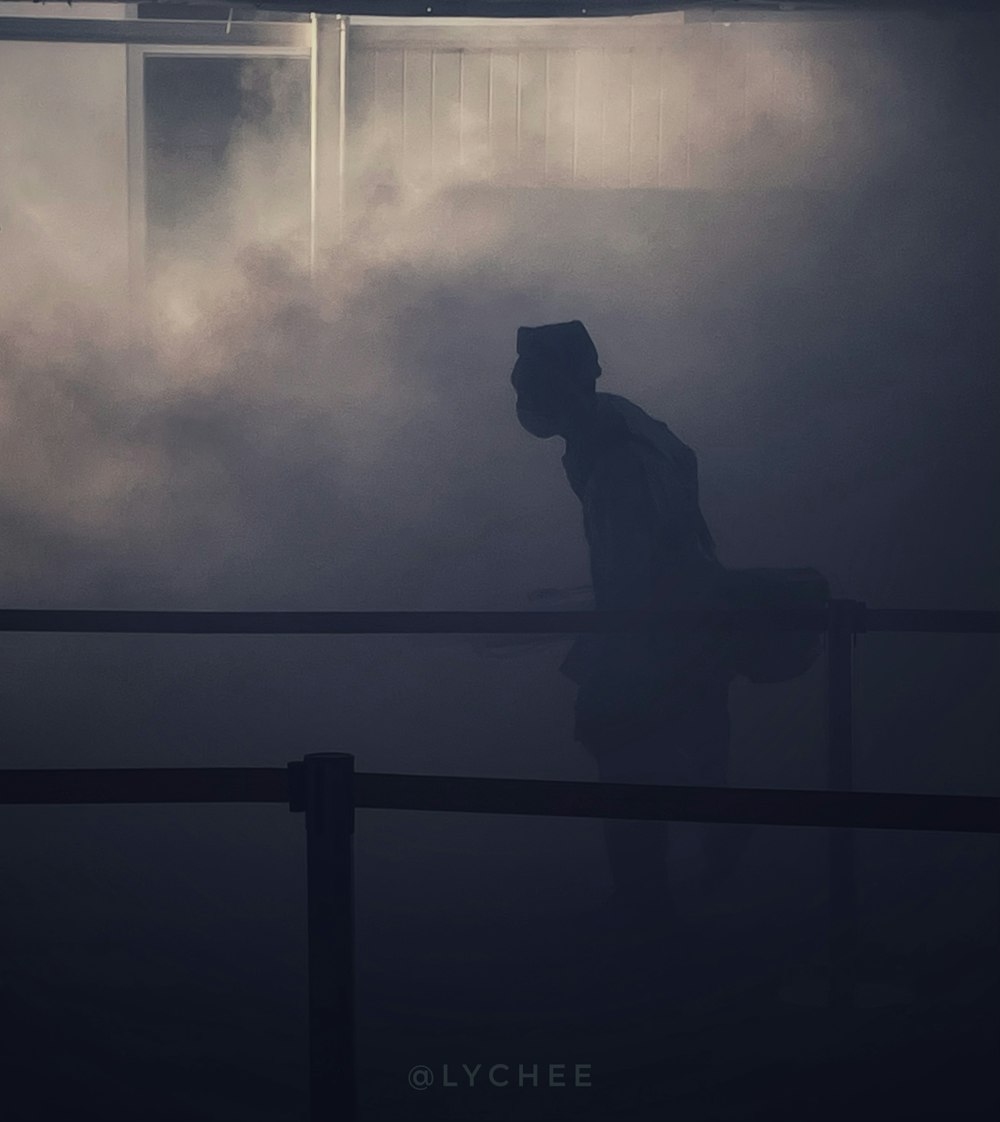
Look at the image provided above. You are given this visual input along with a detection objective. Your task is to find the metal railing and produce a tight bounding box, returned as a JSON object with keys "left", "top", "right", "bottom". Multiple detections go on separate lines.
{"left": 2, "top": 600, "right": 998, "bottom": 1121}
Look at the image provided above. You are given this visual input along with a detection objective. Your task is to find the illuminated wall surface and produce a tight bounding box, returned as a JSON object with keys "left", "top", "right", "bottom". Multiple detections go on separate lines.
{"left": 0, "top": 26, "right": 129, "bottom": 312}
{"left": 349, "top": 24, "right": 837, "bottom": 190}
{"left": 1, "top": 7, "right": 978, "bottom": 285}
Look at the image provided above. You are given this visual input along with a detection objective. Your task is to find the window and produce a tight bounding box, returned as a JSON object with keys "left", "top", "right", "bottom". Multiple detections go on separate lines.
{"left": 140, "top": 53, "right": 311, "bottom": 280}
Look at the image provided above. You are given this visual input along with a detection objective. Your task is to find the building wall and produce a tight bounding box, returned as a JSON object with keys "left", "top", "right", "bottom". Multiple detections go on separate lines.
{"left": 0, "top": 11, "right": 983, "bottom": 307}
{"left": 346, "top": 19, "right": 862, "bottom": 193}
{"left": 0, "top": 2, "right": 129, "bottom": 17}
{"left": 0, "top": 36, "right": 130, "bottom": 318}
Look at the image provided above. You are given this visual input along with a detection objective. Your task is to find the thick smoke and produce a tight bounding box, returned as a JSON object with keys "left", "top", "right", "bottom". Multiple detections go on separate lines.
{"left": 2, "top": 19, "right": 995, "bottom": 620}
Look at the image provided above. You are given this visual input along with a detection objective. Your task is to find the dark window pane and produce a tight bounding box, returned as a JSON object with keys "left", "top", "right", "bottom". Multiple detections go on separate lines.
{"left": 144, "top": 55, "right": 310, "bottom": 272}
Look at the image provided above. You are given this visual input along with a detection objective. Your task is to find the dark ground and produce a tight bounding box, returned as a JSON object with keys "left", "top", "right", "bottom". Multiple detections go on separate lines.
{"left": 5, "top": 856, "right": 997, "bottom": 1122}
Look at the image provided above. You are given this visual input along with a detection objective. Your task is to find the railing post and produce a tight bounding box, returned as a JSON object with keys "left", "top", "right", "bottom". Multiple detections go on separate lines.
{"left": 827, "top": 599, "right": 863, "bottom": 1010}
{"left": 289, "top": 752, "right": 356, "bottom": 1121}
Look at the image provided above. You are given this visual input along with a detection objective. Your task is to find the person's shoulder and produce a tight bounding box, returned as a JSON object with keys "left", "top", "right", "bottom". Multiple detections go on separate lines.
{"left": 600, "top": 392, "right": 697, "bottom": 472}
{"left": 596, "top": 391, "right": 651, "bottom": 424}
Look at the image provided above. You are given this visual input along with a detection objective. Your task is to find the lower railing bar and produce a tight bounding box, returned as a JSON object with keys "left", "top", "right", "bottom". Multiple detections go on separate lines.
{"left": 3, "top": 768, "right": 998, "bottom": 834}
{"left": 0, "top": 767, "right": 290, "bottom": 805}
{"left": 350, "top": 773, "right": 1000, "bottom": 834}
{"left": 4, "top": 752, "right": 999, "bottom": 1122}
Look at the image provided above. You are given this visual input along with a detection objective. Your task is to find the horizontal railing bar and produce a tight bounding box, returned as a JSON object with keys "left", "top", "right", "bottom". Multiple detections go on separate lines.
{"left": 1, "top": 607, "right": 998, "bottom": 635}
{"left": 0, "top": 608, "right": 819, "bottom": 634}
{"left": 863, "top": 608, "right": 1000, "bottom": 634}
{"left": 2, "top": 767, "right": 997, "bottom": 834}
{"left": 355, "top": 773, "right": 1000, "bottom": 833}
{"left": 0, "top": 768, "right": 289, "bottom": 805}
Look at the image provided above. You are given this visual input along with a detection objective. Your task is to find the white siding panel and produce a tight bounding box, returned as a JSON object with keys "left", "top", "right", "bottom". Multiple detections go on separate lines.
{"left": 629, "top": 50, "right": 661, "bottom": 189}
{"left": 659, "top": 37, "right": 691, "bottom": 188}
{"left": 517, "top": 51, "right": 548, "bottom": 185}
{"left": 603, "top": 51, "right": 632, "bottom": 188}
{"left": 431, "top": 50, "right": 462, "bottom": 180}
{"left": 488, "top": 52, "right": 519, "bottom": 184}
{"left": 349, "top": 22, "right": 845, "bottom": 192}
{"left": 459, "top": 51, "right": 491, "bottom": 177}
{"left": 574, "top": 48, "right": 604, "bottom": 186}
{"left": 716, "top": 24, "right": 751, "bottom": 189}
{"left": 402, "top": 48, "right": 433, "bottom": 183}
{"left": 368, "top": 47, "right": 404, "bottom": 189}
{"left": 0, "top": 42, "right": 129, "bottom": 314}
{"left": 544, "top": 50, "right": 576, "bottom": 186}
{"left": 686, "top": 24, "right": 722, "bottom": 188}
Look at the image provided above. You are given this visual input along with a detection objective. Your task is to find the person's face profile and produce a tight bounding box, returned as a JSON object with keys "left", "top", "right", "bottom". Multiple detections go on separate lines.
{"left": 515, "top": 402, "right": 561, "bottom": 438}
{"left": 511, "top": 357, "right": 565, "bottom": 438}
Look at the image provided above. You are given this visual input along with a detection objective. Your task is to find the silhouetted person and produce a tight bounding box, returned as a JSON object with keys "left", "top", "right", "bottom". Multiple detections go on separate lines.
{"left": 512, "top": 320, "right": 738, "bottom": 921}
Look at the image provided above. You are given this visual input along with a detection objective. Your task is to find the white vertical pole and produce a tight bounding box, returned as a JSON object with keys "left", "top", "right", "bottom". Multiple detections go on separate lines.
{"left": 309, "top": 13, "right": 319, "bottom": 278}
{"left": 339, "top": 14, "right": 349, "bottom": 244}
{"left": 310, "top": 13, "right": 348, "bottom": 279}
{"left": 125, "top": 44, "right": 147, "bottom": 329}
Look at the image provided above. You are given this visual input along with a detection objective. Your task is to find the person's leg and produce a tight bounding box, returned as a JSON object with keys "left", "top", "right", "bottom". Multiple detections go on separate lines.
{"left": 588, "top": 677, "right": 743, "bottom": 909}
{"left": 594, "top": 740, "right": 673, "bottom": 913}
{"left": 649, "top": 678, "right": 749, "bottom": 888}
{"left": 689, "top": 680, "right": 753, "bottom": 886}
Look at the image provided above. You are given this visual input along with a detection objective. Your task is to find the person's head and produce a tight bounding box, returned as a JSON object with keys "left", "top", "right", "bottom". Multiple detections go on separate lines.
{"left": 511, "top": 320, "right": 601, "bottom": 438}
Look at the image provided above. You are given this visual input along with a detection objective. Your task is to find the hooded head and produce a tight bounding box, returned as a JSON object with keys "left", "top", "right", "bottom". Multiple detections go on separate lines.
{"left": 511, "top": 320, "right": 601, "bottom": 438}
